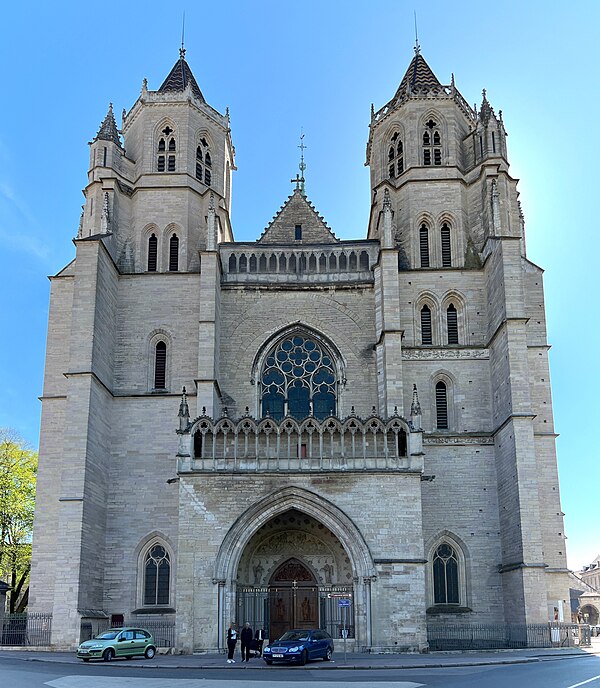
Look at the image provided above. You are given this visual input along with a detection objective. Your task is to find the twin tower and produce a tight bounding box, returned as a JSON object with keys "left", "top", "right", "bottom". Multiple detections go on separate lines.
{"left": 30, "top": 47, "right": 569, "bottom": 651}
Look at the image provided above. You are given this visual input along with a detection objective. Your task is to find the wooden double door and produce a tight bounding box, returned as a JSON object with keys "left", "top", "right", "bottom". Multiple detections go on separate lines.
{"left": 268, "top": 558, "right": 319, "bottom": 641}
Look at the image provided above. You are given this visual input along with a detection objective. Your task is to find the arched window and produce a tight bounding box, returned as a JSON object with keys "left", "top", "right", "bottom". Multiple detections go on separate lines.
{"left": 157, "top": 126, "right": 176, "bottom": 172}
{"left": 388, "top": 131, "right": 404, "bottom": 178}
{"left": 423, "top": 118, "right": 442, "bottom": 166}
{"left": 261, "top": 333, "right": 336, "bottom": 420}
{"left": 148, "top": 234, "right": 158, "bottom": 272}
{"left": 441, "top": 223, "right": 451, "bottom": 267}
{"left": 419, "top": 224, "right": 430, "bottom": 267}
{"left": 143, "top": 544, "right": 170, "bottom": 606}
{"left": 447, "top": 303, "right": 458, "bottom": 344}
{"left": 433, "top": 543, "right": 459, "bottom": 604}
{"left": 154, "top": 341, "right": 167, "bottom": 389}
{"left": 196, "top": 137, "right": 212, "bottom": 185}
{"left": 169, "top": 234, "right": 179, "bottom": 272}
{"left": 435, "top": 381, "right": 448, "bottom": 429}
{"left": 421, "top": 305, "right": 432, "bottom": 345}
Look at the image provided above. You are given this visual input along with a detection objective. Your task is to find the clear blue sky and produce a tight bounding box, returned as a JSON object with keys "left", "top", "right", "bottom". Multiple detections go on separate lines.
{"left": 0, "top": 1, "right": 597, "bottom": 571}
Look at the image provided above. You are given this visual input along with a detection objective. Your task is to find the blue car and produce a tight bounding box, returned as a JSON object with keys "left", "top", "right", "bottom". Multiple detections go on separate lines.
{"left": 263, "top": 629, "right": 334, "bottom": 665}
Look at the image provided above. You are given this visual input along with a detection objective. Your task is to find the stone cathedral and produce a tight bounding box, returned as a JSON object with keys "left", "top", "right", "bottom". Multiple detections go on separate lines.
{"left": 30, "top": 47, "right": 570, "bottom": 651}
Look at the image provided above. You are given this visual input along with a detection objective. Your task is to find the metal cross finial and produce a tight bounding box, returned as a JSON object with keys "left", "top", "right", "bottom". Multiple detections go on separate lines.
{"left": 413, "top": 11, "right": 421, "bottom": 55}
{"left": 180, "top": 11, "right": 186, "bottom": 59}
{"left": 298, "top": 129, "right": 307, "bottom": 195}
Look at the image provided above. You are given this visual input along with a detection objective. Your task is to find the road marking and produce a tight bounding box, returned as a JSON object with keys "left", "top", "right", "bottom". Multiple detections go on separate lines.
{"left": 567, "top": 676, "right": 600, "bottom": 688}
{"left": 45, "top": 678, "right": 425, "bottom": 688}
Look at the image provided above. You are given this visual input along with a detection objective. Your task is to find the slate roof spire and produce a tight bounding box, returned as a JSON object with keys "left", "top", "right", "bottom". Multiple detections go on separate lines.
{"left": 393, "top": 52, "right": 442, "bottom": 101}
{"left": 158, "top": 49, "right": 205, "bottom": 102}
{"left": 93, "top": 103, "right": 122, "bottom": 147}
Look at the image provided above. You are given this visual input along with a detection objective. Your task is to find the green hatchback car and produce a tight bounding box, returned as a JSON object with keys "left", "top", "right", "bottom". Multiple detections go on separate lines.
{"left": 77, "top": 627, "right": 156, "bottom": 662}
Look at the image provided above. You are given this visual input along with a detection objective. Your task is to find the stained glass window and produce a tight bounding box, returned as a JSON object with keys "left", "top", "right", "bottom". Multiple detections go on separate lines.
{"left": 261, "top": 334, "right": 336, "bottom": 420}
{"left": 144, "top": 544, "right": 170, "bottom": 606}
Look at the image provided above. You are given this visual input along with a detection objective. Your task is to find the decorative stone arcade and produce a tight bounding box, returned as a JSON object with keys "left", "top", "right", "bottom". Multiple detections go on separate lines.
{"left": 174, "top": 389, "right": 427, "bottom": 652}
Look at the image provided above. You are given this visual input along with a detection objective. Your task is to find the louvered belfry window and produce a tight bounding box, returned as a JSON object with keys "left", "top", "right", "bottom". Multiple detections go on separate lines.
{"left": 441, "top": 223, "right": 452, "bottom": 267}
{"left": 169, "top": 234, "right": 179, "bottom": 272}
{"left": 419, "top": 224, "right": 430, "bottom": 267}
{"left": 154, "top": 341, "right": 167, "bottom": 389}
{"left": 447, "top": 303, "right": 458, "bottom": 344}
{"left": 421, "top": 305, "right": 432, "bottom": 345}
{"left": 436, "top": 381, "right": 448, "bottom": 429}
{"left": 148, "top": 234, "right": 158, "bottom": 272}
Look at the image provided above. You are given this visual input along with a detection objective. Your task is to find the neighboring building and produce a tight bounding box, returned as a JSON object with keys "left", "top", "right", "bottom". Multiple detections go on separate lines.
{"left": 579, "top": 554, "right": 600, "bottom": 592}
{"left": 30, "top": 46, "right": 570, "bottom": 651}
{"left": 569, "top": 570, "right": 600, "bottom": 625}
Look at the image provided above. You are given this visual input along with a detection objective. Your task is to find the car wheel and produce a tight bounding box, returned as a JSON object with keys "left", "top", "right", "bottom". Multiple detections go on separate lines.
{"left": 265, "top": 659, "right": 273, "bottom": 665}
{"left": 144, "top": 646, "right": 156, "bottom": 659}
{"left": 300, "top": 649, "right": 308, "bottom": 666}
{"left": 103, "top": 648, "right": 115, "bottom": 662}
{"left": 324, "top": 647, "right": 332, "bottom": 661}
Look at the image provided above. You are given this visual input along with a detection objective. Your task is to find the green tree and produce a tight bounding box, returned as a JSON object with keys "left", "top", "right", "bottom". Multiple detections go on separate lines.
{"left": 0, "top": 428, "right": 37, "bottom": 613}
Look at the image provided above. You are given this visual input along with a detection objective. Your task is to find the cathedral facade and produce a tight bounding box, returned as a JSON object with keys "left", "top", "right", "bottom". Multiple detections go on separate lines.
{"left": 30, "top": 49, "right": 569, "bottom": 651}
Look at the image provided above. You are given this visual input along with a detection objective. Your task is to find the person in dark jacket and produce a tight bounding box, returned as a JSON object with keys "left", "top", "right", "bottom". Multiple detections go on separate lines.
{"left": 226, "top": 623, "right": 238, "bottom": 663}
{"left": 254, "top": 626, "right": 266, "bottom": 656}
{"left": 240, "top": 622, "right": 253, "bottom": 662}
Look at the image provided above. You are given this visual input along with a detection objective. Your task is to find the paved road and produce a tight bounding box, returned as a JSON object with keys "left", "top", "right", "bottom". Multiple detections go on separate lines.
{"left": 1, "top": 654, "right": 600, "bottom": 688}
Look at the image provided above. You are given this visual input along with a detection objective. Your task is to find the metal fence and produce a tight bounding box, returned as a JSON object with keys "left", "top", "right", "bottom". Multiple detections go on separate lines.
{"left": 427, "top": 622, "right": 590, "bottom": 650}
{"left": 108, "top": 619, "right": 175, "bottom": 648}
{"left": 1, "top": 613, "right": 52, "bottom": 646}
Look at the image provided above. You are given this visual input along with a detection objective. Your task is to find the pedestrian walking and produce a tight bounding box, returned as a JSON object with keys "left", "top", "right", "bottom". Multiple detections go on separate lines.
{"left": 255, "top": 626, "right": 266, "bottom": 656}
{"left": 240, "top": 622, "right": 253, "bottom": 662}
{"left": 226, "top": 623, "right": 238, "bottom": 663}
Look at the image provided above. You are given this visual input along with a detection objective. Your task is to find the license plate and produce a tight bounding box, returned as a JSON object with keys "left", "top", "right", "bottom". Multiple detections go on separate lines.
{"left": 79, "top": 650, "right": 89, "bottom": 654}
{"left": 273, "top": 653, "right": 284, "bottom": 658}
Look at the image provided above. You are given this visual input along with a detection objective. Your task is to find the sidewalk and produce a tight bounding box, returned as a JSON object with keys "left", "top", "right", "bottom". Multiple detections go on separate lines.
{"left": 1, "top": 641, "right": 599, "bottom": 671}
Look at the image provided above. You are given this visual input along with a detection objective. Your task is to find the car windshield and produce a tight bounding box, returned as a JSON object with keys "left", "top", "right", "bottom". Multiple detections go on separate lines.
{"left": 278, "top": 631, "right": 310, "bottom": 642}
{"left": 95, "top": 631, "right": 119, "bottom": 640}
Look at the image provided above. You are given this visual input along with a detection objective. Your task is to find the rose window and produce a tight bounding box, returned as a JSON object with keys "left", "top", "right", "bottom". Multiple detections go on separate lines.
{"left": 261, "top": 334, "right": 336, "bottom": 420}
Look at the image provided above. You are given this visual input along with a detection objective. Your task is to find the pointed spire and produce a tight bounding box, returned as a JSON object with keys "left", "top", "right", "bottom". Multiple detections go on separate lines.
{"left": 159, "top": 51, "right": 205, "bottom": 102}
{"left": 393, "top": 53, "right": 442, "bottom": 101}
{"left": 410, "top": 384, "right": 422, "bottom": 426}
{"left": 94, "top": 103, "right": 122, "bottom": 147}
{"left": 178, "top": 386, "right": 190, "bottom": 431}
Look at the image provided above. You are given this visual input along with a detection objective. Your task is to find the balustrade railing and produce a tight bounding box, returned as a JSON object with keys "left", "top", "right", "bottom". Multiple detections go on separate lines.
{"left": 177, "top": 413, "right": 423, "bottom": 473}
{"left": 219, "top": 242, "right": 379, "bottom": 284}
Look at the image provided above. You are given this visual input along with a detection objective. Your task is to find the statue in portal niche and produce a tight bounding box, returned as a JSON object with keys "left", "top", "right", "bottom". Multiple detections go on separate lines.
{"left": 253, "top": 562, "right": 264, "bottom": 585}
{"left": 320, "top": 562, "right": 333, "bottom": 583}
{"left": 301, "top": 596, "right": 312, "bottom": 620}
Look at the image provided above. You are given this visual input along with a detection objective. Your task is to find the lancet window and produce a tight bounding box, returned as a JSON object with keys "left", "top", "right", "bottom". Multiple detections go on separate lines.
{"left": 261, "top": 334, "right": 336, "bottom": 421}
{"left": 388, "top": 131, "right": 404, "bottom": 178}
{"left": 157, "top": 126, "right": 176, "bottom": 172}
{"left": 143, "top": 544, "right": 170, "bottom": 606}
{"left": 433, "top": 543, "right": 459, "bottom": 604}
{"left": 196, "top": 137, "right": 212, "bottom": 185}
{"left": 423, "top": 118, "right": 442, "bottom": 166}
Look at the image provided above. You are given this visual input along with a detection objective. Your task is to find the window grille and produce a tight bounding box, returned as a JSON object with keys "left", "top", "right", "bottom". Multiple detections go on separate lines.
{"left": 143, "top": 545, "right": 170, "bottom": 606}
{"left": 154, "top": 341, "right": 167, "bottom": 389}
{"left": 261, "top": 333, "right": 336, "bottom": 420}
{"left": 169, "top": 234, "right": 179, "bottom": 272}
{"left": 419, "top": 224, "right": 430, "bottom": 267}
{"left": 158, "top": 138, "right": 166, "bottom": 152}
{"left": 435, "top": 381, "right": 448, "bottom": 429}
{"left": 433, "top": 543, "right": 459, "bottom": 604}
{"left": 423, "top": 119, "right": 442, "bottom": 166}
{"left": 441, "top": 224, "right": 451, "bottom": 267}
{"left": 157, "top": 155, "right": 165, "bottom": 172}
{"left": 168, "top": 138, "right": 176, "bottom": 151}
{"left": 148, "top": 234, "right": 158, "bottom": 272}
{"left": 167, "top": 155, "right": 176, "bottom": 172}
{"left": 421, "top": 305, "right": 432, "bottom": 345}
{"left": 388, "top": 134, "right": 404, "bottom": 178}
{"left": 447, "top": 304, "right": 458, "bottom": 344}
